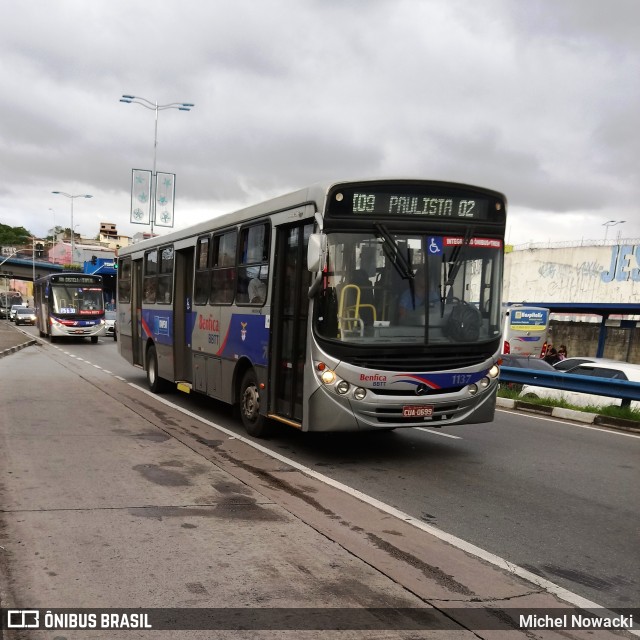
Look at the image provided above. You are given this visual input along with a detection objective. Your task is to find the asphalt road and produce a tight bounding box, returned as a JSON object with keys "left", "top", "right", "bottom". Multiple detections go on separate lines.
{"left": 17, "top": 327, "right": 640, "bottom": 612}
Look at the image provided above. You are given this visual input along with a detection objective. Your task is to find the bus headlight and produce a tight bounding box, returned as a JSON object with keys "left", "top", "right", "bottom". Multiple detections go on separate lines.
{"left": 468, "top": 384, "right": 478, "bottom": 396}
{"left": 336, "top": 380, "right": 350, "bottom": 395}
{"left": 320, "top": 369, "right": 336, "bottom": 385}
{"left": 488, "top": 365, "right": 500, "bottom": 378}
{"left": 479, "top": 377, "right": 490, "bottom": 389}
{"left": 354, "top": 387, "right": 367, "bottom": 400}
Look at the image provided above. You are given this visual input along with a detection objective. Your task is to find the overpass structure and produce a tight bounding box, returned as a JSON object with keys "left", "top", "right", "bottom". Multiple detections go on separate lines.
{"left": 0, "top": 256, "right": 64, "bottom": 283}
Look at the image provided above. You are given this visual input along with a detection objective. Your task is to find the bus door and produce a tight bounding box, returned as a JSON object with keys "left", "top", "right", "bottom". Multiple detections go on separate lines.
{"left": 174, "top": 248, "right": 194, "bottom": 382}
{"left": 132, "top": 259, "right": 144, "bottom": 366}
{"left": 270, "top": 222, "right": 313, "bottom": 423}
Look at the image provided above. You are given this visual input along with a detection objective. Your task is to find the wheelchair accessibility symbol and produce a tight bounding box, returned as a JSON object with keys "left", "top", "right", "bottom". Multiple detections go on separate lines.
{"left": 428, "top": 237, "right": 443, "bottom": 254}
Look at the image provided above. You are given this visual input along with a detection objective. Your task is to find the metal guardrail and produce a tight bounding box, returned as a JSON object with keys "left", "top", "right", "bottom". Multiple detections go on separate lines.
{"left": 499, "top": 366, "right": 640, "bottom": 406}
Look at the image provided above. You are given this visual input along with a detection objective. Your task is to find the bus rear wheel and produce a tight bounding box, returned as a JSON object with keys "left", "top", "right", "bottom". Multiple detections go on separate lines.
{"left": 146, "top": 345, "right": 168, "bottom": 393}
{"left": 239, "top": 369, "right": 270, "bottom": 438}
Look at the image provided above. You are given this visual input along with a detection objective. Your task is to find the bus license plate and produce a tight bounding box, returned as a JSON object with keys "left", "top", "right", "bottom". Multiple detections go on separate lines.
{"left": 402, "top": 405, "right": 434, "bottom": 418}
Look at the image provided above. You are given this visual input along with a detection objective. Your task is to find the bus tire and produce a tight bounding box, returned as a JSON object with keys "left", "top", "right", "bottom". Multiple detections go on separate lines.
{"left": 239, "top": 369, "right": 270, "bottom": 438}
{"left": 91, "top": 336, "right": 98, "bottom": 344}
{"left": 146, "top": 345, "right": 167, "bottom": 393}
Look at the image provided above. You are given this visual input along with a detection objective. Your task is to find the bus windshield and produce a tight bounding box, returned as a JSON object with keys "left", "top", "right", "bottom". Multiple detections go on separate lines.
{"left": 314, "top": 230, "right": 503, "bottom": 345}
{"left": 51, "top": 285, "right": 104, "bottom": 314}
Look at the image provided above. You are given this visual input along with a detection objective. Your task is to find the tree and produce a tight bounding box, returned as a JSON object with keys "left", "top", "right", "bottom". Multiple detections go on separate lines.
{"left": 0, "top": 223, "right": 32, "bottom": 246}
{"left": 46, "top": 225, "right": 65, "bottom": 241}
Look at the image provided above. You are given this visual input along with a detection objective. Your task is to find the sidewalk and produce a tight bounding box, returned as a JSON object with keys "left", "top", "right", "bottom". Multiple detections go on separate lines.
{"left": 0, "top": 339, "right": 636, "bottom": 638}
{"left": 0, "top": 320, "right": 36, "bottom": 358}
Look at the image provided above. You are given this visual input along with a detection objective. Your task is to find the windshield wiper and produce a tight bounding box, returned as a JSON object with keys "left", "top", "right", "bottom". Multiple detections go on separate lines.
{"left": 375, "top": 223, "right": 418, "bottom": 308}
{"left": 374, "top": 223, "right": 413, "bottom": 281}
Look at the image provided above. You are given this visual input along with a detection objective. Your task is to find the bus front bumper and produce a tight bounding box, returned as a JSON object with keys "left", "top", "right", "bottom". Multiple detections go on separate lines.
{"left": 306, "top": 382, "right": 497, "bottom": 432}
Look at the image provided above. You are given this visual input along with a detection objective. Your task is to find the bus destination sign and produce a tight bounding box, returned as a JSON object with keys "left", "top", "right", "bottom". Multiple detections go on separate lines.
{"left": 52, "top": 275, "right": 98, "bottom": 285}
{"left": 329, "top": 187, "right": 492, "bottom": 220}
{"left": 347, "top": 192, "right": 489, "bottom": 219}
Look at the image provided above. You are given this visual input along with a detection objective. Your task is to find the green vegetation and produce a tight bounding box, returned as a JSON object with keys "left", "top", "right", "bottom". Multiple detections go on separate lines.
{"left": 0, "top": 223, "right": 32, "bottom": 245}
{"left": 498, "top": 386, "right": 640, "bottom": 422}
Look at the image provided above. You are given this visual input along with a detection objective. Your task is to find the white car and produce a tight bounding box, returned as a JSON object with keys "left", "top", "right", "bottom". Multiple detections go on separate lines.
{"left": 553, "top": 356, "right": 621, "bottom": 372}
{"left": 104, "top": 310, "right": 116, "bottom": 340}
{"left": 9, "top": 303, "right": 28, "bottom": 322}
{"left": 520, "top": 361, "right": 640, "bottom": 410}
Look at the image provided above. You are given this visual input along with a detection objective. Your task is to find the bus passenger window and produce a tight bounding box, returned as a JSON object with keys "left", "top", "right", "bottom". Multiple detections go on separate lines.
{"left": 237, "top": 223, "right": 270, "bottom": 305}
{"left": 211, "top": 231, "right": 237, "bottom": 304}
{"left": 144, "top": 250, "right": 158, "bottom": 304}
{"left": 157, "top": 246, "right": 174, "bottom": 305}
{"left": 194, "top": 236, "right": 211, "bottom": 305}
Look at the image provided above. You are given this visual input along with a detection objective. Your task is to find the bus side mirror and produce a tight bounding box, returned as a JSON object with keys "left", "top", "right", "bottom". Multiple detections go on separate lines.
{"left": 307, "top": 233, "right": 327, "bottom": 272}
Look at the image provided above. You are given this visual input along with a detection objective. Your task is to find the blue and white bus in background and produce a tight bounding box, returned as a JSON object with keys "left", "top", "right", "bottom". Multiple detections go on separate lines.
{"left": 502, "top": 304, "right": 550, "bottom": 357}
{"left": 34, "top": 273, "right": 106, "bottom": 343}
{"left": 116, "top": 179, "right": 507, "bottom": 437}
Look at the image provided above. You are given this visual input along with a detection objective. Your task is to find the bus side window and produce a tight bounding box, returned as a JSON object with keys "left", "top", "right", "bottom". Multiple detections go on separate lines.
{"left": 118, "top": 258, "right": 132, "bottom": 304}
{"left": 143, "top": 249, "right": 158, "bottom": 304}
{"left": 157, "top": 246, "right": 174, "bottom": 304}
{"left": 237, "top": 223, "right": 270, "bottom": 305}
{"left": 194, "top": 236, "right": 211, "bottom": 305}
{"left": 211, "top": 230, "right": 237, "bottom": 304}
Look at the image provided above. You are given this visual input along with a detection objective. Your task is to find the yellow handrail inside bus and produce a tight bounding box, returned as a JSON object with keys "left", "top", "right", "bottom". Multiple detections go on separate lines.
{"left": 338, "top": 284, "right": 377, "bottom": 338}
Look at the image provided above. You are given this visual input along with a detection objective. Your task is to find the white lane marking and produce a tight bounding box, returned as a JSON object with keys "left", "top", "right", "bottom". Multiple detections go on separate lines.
{"left": 497, "top": 408, "right": 640, "bottom": 438}
{"left": 131, "top": 383, "right": 634, "bottom": 625}
{"left": 416, "top": 427, "right": 462, "bottom": 439}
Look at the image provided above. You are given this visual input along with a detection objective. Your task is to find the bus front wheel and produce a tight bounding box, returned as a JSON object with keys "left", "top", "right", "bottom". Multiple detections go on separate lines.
{"left": 239, "top": 369, "right": 270, "bottom": 438}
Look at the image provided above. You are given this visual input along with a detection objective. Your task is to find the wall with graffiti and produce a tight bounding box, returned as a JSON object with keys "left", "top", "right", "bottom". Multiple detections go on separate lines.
{"left": 504, "top": 244, "right": 640, "bottom": 305}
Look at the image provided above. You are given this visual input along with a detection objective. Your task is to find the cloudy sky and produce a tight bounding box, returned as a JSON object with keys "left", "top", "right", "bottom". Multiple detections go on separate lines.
{"left": 1, "top": 0, "right": 638, "bottom": 247}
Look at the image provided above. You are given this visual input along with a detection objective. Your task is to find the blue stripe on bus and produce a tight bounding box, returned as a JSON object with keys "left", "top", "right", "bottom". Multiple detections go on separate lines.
{"left": 216, "top": 314, "right": 269, "bottom": 366}
{"left": 392, "top": 370, "right": 488, "bottom": 389}
{"left": 141, "top": 309, "right": 269, "bottom": 367}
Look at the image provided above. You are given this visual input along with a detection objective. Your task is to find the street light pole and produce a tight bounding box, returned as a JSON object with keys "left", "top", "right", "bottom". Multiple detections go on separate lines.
{"left": 602, "top": 220, "right": 625, "bottom": 243}
{"left": 51, "top": 192, "right": 93, "bottom": 265}
{"left": 49, "top": 208, "right": 56, "bottom": 264}
{"left": 120, "top": 95, "right": 194, "bottom": 235}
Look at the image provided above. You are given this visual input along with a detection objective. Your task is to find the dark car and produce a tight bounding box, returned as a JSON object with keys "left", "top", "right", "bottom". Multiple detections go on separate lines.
{"left": 14, "top": 307, "right": 36, "bottom": 326}
{"left": 499, "top": 354, "right": 555, "bottom": 391}
{"left": 500, "top": 355, "right": 555, "bottom": 371}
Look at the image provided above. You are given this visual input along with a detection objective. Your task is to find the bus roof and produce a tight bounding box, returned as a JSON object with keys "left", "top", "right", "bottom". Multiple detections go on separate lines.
{"left": 118, "top": 178, "right": 507, "bottom": 256}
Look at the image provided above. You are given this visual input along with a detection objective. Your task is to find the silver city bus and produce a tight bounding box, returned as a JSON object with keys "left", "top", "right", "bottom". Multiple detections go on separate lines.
{"left": 117, "top": 179, "right": 507, "bottom": 437}
{"left": 34, "top": 273, "right": 106, "bottom": 343}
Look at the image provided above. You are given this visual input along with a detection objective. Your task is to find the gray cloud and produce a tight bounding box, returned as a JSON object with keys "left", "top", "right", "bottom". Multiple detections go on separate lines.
{"left": 0, "top": 0, "right": 638, "bottom": 245}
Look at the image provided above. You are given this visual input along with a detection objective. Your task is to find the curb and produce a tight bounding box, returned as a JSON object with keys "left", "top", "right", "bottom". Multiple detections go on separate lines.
{"left": 0, "top": 338, "right": 38, "bottom": 359}
{"left": 496, "top": 397, "right": 640, "bottom": 433}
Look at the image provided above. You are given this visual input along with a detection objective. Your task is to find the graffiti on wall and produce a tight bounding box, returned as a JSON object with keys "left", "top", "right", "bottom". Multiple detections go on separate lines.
{"left": 537, "top": 259, "right": 604, "bottom": 296}
{"left": 601, "top": 245, "right": 640, "bottom": 282}
{"left": 500, "top": 243, "right": 640, "bottom": 304}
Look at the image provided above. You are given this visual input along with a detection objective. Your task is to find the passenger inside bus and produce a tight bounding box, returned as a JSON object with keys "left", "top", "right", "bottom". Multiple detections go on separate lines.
{"left": 397, "top": 265, "right": 439, "bottom": 323}
{"left": 248, "top": 277, "right": 267, "bottom": 304}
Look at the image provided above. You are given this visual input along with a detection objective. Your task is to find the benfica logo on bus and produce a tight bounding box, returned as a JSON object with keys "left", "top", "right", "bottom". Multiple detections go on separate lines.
{"left": 240, "top": 321, "right": 247, "bottom": 341}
